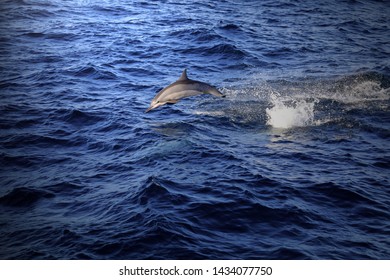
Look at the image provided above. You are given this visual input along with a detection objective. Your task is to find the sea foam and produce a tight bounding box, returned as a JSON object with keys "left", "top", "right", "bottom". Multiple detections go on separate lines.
{"left": 266, "top": 94, "right": 316, "bottom": 129}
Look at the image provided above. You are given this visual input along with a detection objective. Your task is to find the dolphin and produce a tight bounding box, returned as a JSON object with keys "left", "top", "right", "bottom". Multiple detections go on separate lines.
{"left": 145, "top": 69, "right": 225, "bottom": 112}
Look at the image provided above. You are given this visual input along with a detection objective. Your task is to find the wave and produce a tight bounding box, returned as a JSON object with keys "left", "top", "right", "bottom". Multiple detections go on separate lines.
{"left": 65, "top": 65, "right": 118, "bottom": 80}
{"left": 180, "top": 43, "right": 248, "bottom": 60}
{"left": 170, "top": 27, "right": 224, "bottom": 43}
{"left": 0, "top": 187, "right": 54, "bottom": 207}
{"left": 21, "top": 31, "right": 78, "bottom": 41}
{"left": 60, "top": 108, "right": 105, "bottom": 126}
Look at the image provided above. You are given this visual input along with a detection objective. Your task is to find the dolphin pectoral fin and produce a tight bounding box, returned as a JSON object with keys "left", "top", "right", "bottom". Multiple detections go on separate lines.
{"left": 167, "top": 99, "right": 180, "bottom": 104}
{"left": 145, "top": 103, "right": 161, "bottom": 113}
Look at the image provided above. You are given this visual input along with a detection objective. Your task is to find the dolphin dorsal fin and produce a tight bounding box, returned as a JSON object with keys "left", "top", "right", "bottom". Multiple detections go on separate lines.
{"left": 178, "top": 69, "right": 189, "bottom": 81}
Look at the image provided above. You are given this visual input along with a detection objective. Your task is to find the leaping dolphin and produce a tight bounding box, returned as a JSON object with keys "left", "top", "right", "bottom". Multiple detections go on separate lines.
{"left": 145, "top": 69, "right": 225, "bottom": 112}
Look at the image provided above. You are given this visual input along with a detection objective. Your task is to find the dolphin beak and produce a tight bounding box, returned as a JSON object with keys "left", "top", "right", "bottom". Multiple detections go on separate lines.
{"left": 145, "top": 101, "right": 165, "bottom": 113}
{"left": 145, "top": 103, "right": 158, "bottom": 113}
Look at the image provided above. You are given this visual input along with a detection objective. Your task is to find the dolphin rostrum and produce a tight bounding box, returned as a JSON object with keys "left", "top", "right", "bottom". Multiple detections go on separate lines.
{"left": 145, "top": 69, "right": 225, "bottom": 112}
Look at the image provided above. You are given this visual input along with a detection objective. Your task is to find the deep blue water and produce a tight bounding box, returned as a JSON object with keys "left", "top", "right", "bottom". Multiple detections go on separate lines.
{"left": 0, "top": 0, "right": 389, "bottom": 259}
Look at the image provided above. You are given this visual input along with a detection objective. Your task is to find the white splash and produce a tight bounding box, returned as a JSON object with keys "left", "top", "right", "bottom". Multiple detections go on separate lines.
{"left": 266, "top": 94, "right": 316, "bottom": 129}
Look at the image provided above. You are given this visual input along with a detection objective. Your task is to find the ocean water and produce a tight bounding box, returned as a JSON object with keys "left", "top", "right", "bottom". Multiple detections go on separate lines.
{"left": 0, "top": 0, "right": 389, "bottom": 260}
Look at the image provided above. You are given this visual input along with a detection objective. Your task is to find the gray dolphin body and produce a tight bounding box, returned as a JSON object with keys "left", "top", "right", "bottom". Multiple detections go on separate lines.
{"left": 146, "top": 69, "right": 224, "bottom": 112}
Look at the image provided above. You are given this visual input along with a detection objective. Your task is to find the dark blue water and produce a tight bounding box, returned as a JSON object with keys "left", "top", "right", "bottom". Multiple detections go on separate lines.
{"left": 1, "top": 0, "right": 389, "bottom": 259}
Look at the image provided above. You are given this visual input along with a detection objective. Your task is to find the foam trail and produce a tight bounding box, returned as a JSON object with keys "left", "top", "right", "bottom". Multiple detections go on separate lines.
{"left": 266, "top": 94, "right": 316, "bottom": 129}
